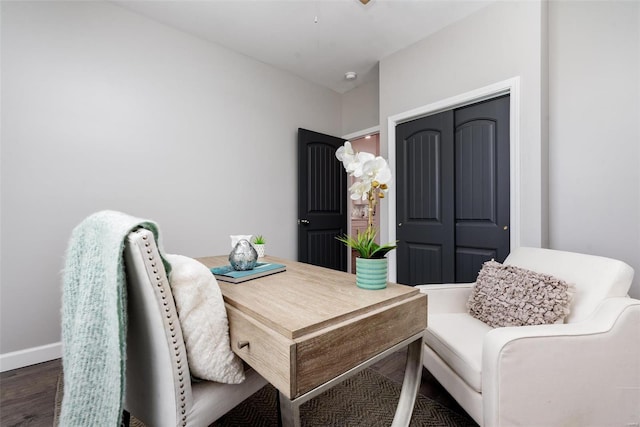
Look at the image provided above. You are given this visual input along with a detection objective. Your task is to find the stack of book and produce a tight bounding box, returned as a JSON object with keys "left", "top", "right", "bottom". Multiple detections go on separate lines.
{"left": 210, "top": 262, "right": 286, "bottom": 283}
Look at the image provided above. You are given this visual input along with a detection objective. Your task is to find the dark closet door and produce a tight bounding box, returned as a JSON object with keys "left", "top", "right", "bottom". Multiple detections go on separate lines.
{"left": 454, "top": 96, "right": 510, "bottom": 282}
{"left": 396, "top": 96, "right": 510, "bottom": 285}
{"left": 297, "top": 128, "right": 348, "bottom": 271}
{"left": 396, "top": 111, "right": 455, "bottom": 285}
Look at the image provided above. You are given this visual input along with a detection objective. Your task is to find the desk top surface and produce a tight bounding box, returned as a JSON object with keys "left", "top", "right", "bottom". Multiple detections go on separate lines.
{"left": 197, "top": 255, "right": 420, "bottom": 340}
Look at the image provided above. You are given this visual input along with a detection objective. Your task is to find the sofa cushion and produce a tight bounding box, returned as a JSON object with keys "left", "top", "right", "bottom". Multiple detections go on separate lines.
{"left": 425, "top": 313, "right": 492, "bottom": 392}
{"left": 467, "top": 260, "right": 574, "bottom": 328}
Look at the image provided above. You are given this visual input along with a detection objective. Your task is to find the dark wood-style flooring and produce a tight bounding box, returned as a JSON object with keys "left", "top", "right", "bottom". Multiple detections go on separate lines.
{"left": 0, "top": 350, "right": 476, "bottom": 426}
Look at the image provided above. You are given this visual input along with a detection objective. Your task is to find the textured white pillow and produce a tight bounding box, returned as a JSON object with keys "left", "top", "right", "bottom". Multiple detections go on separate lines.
{"left": 467, "top": 260, "right": 574, "bottom": 328}
{"left": 166, "top": 254, "right": 244, "bottom": 384}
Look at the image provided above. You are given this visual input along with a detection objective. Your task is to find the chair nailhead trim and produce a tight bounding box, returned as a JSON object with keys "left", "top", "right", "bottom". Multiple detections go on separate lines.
{"left": 141, "top": 233, "right": 191, "bottom": 425}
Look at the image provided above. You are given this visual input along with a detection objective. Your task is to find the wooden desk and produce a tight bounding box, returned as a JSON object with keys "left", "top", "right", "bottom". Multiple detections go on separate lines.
{"left": 198, "top": 255, "right": 427, "bottom": 427}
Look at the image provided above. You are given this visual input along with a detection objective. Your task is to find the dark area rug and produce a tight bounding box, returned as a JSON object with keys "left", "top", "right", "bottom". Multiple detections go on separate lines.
{"left": 56, "top": 368, "right": 475, "bottom": 426}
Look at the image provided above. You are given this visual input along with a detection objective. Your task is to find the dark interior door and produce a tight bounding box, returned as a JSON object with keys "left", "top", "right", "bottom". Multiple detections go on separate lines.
{"left": 396, "top": 95, "right": 510, "bottom": 285}
{"left": 396, "top": 111, "right": 455, "bottom": 285}
{"left": 297, "top": 128, "right": 347, "bottom": 271}
{"left": 454, "top": 96, "right": 510, "bottom": 282}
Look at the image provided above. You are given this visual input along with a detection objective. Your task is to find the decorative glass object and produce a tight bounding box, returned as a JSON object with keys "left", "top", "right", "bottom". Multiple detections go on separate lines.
{"left": 229, "top": 239, "right": 258, "bottom": 271}
{"left": 230, "top": 234, "right": 253, "bottom": 249}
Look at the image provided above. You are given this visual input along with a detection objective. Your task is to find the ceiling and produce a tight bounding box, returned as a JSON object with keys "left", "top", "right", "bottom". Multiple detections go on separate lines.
{"left": 114, "top": 0, "right": 493, "bottom": 94}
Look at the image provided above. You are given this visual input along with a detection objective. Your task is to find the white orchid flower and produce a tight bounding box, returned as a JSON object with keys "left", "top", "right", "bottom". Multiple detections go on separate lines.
{"left": 347, "top": 151, "right": 375, "bottom": 177}
{"left": 335, "top": 141, "right": 356, "bottom": 169}
{"left": 361, "top": 156, "right": 392, "bottom": 185}
{"left": 349, "top": 180, "right": 371, "bottom": 201}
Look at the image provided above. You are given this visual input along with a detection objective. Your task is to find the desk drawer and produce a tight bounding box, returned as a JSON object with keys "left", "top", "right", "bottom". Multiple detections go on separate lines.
{"left": 227, "top": 293, "right": 427, "bottom": 399}
{"left": 226, "top": 304, "right": 295, "bottom": 397}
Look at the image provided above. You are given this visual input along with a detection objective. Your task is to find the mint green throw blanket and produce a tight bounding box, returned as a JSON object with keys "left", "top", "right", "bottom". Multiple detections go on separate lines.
{"left": 60, "top": 211, "right": 168, "bottom": 426}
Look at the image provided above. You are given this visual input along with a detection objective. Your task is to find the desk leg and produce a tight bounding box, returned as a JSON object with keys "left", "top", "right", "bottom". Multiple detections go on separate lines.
{"left": 391, "top": 337, "right": 424, "bottom": 427}
{"left": 277, "top": 335, "right": 423, "bottom": 427}
{"left": 278, "top": 391, "right": 301, "bottom": 427}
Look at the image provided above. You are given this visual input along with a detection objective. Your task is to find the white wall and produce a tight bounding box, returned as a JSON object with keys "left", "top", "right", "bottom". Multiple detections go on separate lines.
{"left": 0, "top": 1, "right": 341, "bottom": 362}
{"left": 341, "top": 76, "right": 380, "bottom": 136}
{"left": 379, "top": 0, "right": 639, "bottom": 297}
{"left": 548, "top": 1, "right": 640, "bottom": 298}
{"left": 379, "top": 1, "right": 548, "bottom": 268}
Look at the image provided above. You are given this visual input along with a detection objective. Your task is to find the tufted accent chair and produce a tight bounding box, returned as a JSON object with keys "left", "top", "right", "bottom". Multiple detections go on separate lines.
{"left": 123, "top": 228, "right": 268, "bottom": 427}
{"left": 417, "top": 247, "right": 640, "bottom": 427}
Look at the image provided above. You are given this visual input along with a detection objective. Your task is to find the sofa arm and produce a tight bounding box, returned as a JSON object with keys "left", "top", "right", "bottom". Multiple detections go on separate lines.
{"left": 415, "top": 283, "right": 474, "bottom": 314}
{"left": 482, "top": 297, "right": 640, "bottom": 427}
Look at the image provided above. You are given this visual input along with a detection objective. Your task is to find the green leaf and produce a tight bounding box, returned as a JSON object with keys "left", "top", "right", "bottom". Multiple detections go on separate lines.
{"left": 335, "top": 227, "right": 397, "bottom": 259}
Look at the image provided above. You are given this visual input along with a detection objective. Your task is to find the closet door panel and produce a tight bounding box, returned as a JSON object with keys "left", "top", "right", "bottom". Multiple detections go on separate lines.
{"left": 396, "top": 111, "right": 454, "bottom": 285}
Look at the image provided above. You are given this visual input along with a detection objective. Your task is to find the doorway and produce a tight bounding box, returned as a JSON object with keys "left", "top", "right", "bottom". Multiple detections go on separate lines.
{"left": 386, "top": 77, "right": 522, "bottom": 283}
{"left": 346, "top": 133, "right": 380, "bottom": 273}
{"left": 297, "top": 128, "right": 348, "bottom": 271}
{"left": 396, "top": 96, "right": 510, "bottom": 285}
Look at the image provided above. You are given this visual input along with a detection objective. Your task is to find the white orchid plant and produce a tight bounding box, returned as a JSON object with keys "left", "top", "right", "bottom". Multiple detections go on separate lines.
{"left": 335, "top": 141, "right": 397, "bottom": 259}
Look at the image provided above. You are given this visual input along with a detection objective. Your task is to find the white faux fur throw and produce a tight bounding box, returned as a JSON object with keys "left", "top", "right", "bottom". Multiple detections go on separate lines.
{"left": 61, "top": 211, "right": 169, "bottom": 426}
{"left": 166, "top": 254, "right": 245, "bottom": 383}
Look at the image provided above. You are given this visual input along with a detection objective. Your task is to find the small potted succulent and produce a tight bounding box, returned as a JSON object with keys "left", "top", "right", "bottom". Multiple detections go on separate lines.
{"left": 252, "top": 235, "right": 266, "bottom": 258}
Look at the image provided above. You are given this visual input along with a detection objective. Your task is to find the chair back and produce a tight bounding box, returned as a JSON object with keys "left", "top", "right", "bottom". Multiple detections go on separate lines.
{"left": 504, "top": 247, "right": 634, "bottom": 323}
{"left": 123, "top": 228, "right": 192, "bottom": 427}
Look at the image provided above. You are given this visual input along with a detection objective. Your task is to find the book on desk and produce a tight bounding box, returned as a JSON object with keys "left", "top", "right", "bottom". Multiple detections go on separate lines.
{"left": 210, "top": 262, "right": 286, "bottom": 283}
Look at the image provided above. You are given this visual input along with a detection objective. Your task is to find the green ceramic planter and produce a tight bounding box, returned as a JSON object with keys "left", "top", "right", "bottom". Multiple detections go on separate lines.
{"left": 355, "top": 257, "right": 388, "bottom": 290}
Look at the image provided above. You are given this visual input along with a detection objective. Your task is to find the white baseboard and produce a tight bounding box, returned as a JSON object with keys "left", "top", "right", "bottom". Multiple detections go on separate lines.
{"left": 0, "top": 342, "right": 62, "bottom": 372}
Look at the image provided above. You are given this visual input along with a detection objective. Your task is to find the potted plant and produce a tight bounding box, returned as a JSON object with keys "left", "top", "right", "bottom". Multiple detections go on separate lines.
{"left": 335, "top": 141, "right": 397, "bottom": 289}
{"left": 252, "top": 235, "right": 266, "bottom": 258}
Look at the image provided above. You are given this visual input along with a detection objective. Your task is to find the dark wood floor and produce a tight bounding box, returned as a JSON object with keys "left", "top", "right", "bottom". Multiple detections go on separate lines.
{"left": 1, "top": 358, "right": 62, "bottom": 426}
{"left": 0, "top": 351, "right": 476, "bottom": 426}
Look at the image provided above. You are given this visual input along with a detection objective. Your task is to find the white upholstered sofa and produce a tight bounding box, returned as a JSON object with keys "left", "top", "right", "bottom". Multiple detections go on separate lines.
{"left": 417, "top": 247, "right": 640, "bottom": 427}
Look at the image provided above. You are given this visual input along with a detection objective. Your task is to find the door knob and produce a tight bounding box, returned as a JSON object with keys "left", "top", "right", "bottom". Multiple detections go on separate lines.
{"left": 398, "top": 223, "right": 403, "bottom": 227}
{"left": 503, "top": 225, "right": 508, "bottom": 230}
{"left": 298, "top": 219, "right": 310, "bottom": 225}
